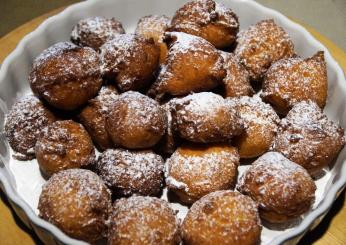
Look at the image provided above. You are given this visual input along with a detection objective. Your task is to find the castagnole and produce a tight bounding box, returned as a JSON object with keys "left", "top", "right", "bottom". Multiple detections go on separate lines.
{"left": 166, "top": 144, "right": 239, "bottom": 203}
{"left": 100, "top": 34, "right": 160, "bottom": 92}
{"left": 172, "top": 92, "right": 243, "bottom": 143}
{"left": 272, "top": 101, "right": 345, "bottom": 176}
{"left": 182, "top": 190, "right": 262, "bottom": 245}
{"left": 148, "top": 32, "right": 226, "bottom": 100}
{"left": 5, "top": 95, "right": 56, "bottom": 160}
{"left": 96, "top": 149, "right": 164, "bottom": 197}
{"left": 238, "top": 152, "right": 316, "bottom": 223}
{"left": 262, "top": 51, "right": 328, "bottom": 115}
{"left": 228, "top": 96, "right": 279, "bottom": 158}
{"left": 38, "top": 169, "right": 111, "bottom": 243}
{"left": 108, "top": 196, "right": 180, "bottom": 245}
{"left": 29, "top": 42, "right": 102, "bottom": 110}
{"left": 169, "top": 0, "right": 239, "bottom": 49}
{"left": 71, "top": 16, "right": 125, "bottom": 50}
{"left": 106, "top": 91, "right": 167, "bottom": 149}
{"left": 234, "top": 19, "right": 295, "bottom": 81}
{"left": 35, "top": 120, "right": 95, "bottom": 177}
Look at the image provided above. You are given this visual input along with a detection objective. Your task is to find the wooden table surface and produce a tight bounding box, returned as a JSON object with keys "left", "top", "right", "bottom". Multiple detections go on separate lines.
{"left": 0, "top": 7, "right": 346, "bottom": 245}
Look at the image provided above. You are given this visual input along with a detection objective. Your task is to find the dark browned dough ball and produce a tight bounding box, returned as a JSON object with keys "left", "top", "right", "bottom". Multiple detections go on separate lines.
{"left": 181, "top": 190, "right": 262, "bottom": 245}
{"left": 100, "top": 34, "right": 160, "bottom": 92}
{"left": 262, "top": 51, "right": 328, "bottom": 115}
{"left": 38, "top": 169, "right": 111, "bottom": 243}
{"left": 147, "top": 32, "right": 226, "bottom": 100}
{"left": 169, "top": 0, "right": 239, "bottom": 49}
{"left": 106, "top": 91, "right": 167, "bottom": 149}
{"left": 96, "top": 148, "right": 164, "bottom": 197}
{"left": 272, "top": 101, "right": 345, "bottom": 176}
{"left": 35, "top": 120, "right": 95, "bottom": 177}
{"left": 234, "top": 19, "right": 295, "bottom": 81}
{"left": 109, "top": 196, "right": 180, "bottom": 245}
{"left": 237, "top": 152, "right": 316, "bottom": 223}
{"left": 71, "top": 16, "right": 125, "bottom": 51}
{"left": 166, "top": 144, "right": 239, "bottom": 204}
{"left": 172, "top": 92, "right": 243, "bottom": 143}
{"left": 29, "top": 42, "right": 102, "bottom": 110}
{"left": 4, "top": 95, "right": 56, "bottom": 160}
{"left": 78, "top": 85, "right": 119, "bottom": 151}
{"left": 135, "top": 15, "right": 170, "bottom": 64}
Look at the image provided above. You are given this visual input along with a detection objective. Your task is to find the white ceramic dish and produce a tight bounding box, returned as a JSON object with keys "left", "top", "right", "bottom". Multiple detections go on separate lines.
{"left": 0, "top": 0, "right": 345, "bottom": 244}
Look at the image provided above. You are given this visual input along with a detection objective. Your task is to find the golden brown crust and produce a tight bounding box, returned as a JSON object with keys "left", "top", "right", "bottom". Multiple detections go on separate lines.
{"left": 262, "top": 51, "right": 328, "bottom": 115}
{"left": 234, "top": 19, "right": 295, "bottom": 81}
{"left": 272, "top": 101, "right": 345, "bottom": 176}
{"left": 147, "top": 32, "right": 226, "bottom": 100}
{"left": 172, "top": 92, "right": 243, "bottom": 143}
{"left": 96, "top": 148, "right": 164, "bottom": 197}
{"left": 29, "top": 42, "right": 102, "bottom": 110}
{"left": 38, "top": 169, "right": 111, "bottom": 243}
{"left": 106, "top": 91, "right": 167, "bottom": 149}
{"left": 237, "top": 152, "right": 316, "bottom": 223}
{"left": 78, "top": 85, "right": 119, "bottom": 151}
{"left": 4, "top": 95, "right": 56, "bottom": 160}
{"left": 169, "top": 0, "right": 239, "bottom": 49}
{"left": 35, "top": 120, "right": 95, "bottom": 177}
{"left": 166, "top": 144, "right": 239, "bottom": 204}
{"left": 228, "top": 96, "right": 279, "bottom": 158}
{"left": 182, "top": 190, "right": 262, "bottom": 245}
{"left": 109, "top": 196, "right": 180, "bottom": 245}
{"left": 135, "top": 15, "right": 170, "bottom": 64}
{"left": 100, "top": 34, "right": 160, "bottom": 92}
{"left": 71, "top": 16, "right": 125, "bottom": 51}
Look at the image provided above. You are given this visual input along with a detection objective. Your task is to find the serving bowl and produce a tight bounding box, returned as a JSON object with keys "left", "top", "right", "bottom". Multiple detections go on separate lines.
{"left": 0, "top": 0, "right": 345, "bottom": 244}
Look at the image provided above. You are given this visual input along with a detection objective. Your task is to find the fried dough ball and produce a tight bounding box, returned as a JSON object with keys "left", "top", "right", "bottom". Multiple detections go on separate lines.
{"left": 221, "top": 52, "right": 254, "bottom": 98}
{"left": 238, "top": 152, "right": 316, "bottom": 223}
{"left": 148, "top": 32, "right": 226, "bottom": 100}
{"left": 109, "top": 196, "right": 180, "bottom": 245}
{"left": 169, "top": 0, "right": 239, "bottom": 49}
{"left": 228, "top": 96, "right": 279, "bottom": 158}
{"left": 35, "top": 120, "right": 95, "bottom": 177}
{"left": 96, "top": 149, "right": 164, "bottom": 197}
{"left": 71, "top": 16, "right": 125, "bottom": 51}
{"left": 100, "top": 34, "right": 160, "bottom": 92}
{"left": 135, "top": 15, "right": 170, "bottom": 63}
{"left": 5, "top": 95, "right": 56, "bottom": 160}
{"left": 38, "top": 169, "right": 111, "bottom": 243}
{"left": 106, "top": 91, "right": 167, "bottom": 149}
{"left": 78, "top": 85, "right": 119, "bottom": 151}
{"left": 262, "top": 51, "right": 328, "bottom": 115}
{"left": 272, "top": 101, "right": 345, "bottom": 176}
{"left": 172, "top": 92, "right": 243, "bottom": 143}
{"left": 182, "top": 190, "right": 261, "bottom": 245}
{"left": 29, "top": 42, "right": 102, "bottom": 110}
{"left": 234, "top": 19, "right": 295, "bottom": 81}
{"left": 166, "top": 144, "right": 239, "bottom": 204}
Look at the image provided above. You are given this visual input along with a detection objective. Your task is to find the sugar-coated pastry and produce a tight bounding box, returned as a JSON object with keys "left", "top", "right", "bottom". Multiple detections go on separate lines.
{"left": 38, "top": 169, "right": 111, "bottom": 243}
{"left": 35, "top": 120, "right": 95, "bottom": 177}
{"left": 234, "top": 19, "right": 295, "bottom": 81}
{"left": 237, "top": 152, "right": 316, "bottom": 223}
{"left": 106, "top": 91, "right": 167, "bottom": 149}
{"left": 169, "top": 0, "right": 239, "bottom": 49}
{"left": 166, "top": 144, "right": 239, "bottom": 203}
{"left": 71, "top": 16, "right": 125, "bottom": 50}
{"left": 29, "top": 42, "right": 102, "bottom": 110}
{"left": 272, "top": 101, "right": 345, "bottom": 176}
{"left": 5, "top": 95, "right": 56, "bottom": 160}
{"left": 109, "top": 196, "right": 180, "bottom": 245}
{"left": 100, "top": 34, "right": 160, "bottom": 92}
{"left": 182, "top": 190, "right": 262, "bottom": 245}
{"left": 262, "top": 51, "right": 328, "bottom": 115}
